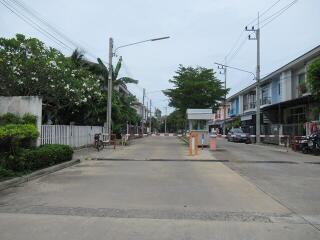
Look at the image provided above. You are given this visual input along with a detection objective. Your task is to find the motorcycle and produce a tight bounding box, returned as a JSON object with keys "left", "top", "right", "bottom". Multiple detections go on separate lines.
{"left": 301, "top": 131, "right": 320, "bottom": 155}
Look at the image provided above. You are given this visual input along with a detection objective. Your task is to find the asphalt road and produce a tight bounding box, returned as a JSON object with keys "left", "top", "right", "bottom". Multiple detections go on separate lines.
{"left": 0, "top": 136, "right": 319, "bottom": 239}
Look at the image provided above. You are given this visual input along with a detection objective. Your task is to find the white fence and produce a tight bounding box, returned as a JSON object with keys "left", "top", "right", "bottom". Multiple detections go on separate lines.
{"left": 41, "top": 125, "right": 105, "bottom": 148}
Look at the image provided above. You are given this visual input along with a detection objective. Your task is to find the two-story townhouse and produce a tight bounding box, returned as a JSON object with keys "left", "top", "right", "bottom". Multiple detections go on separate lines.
{"left": 260, "top": 45, "right": 320, "bottom": 137}
{"left": 209, "top": 103, "right": 230, "bottom": 133}
{"left": 226, "top": 44, "right": 320, "bottom": 139}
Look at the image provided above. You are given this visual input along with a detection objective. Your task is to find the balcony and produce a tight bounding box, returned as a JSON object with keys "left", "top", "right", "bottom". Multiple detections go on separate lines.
{"left": 244, "top": 102, "right": 256, "bottom": 111}
{"left": 261, "top": 97, "right": 271, "bottom": 105}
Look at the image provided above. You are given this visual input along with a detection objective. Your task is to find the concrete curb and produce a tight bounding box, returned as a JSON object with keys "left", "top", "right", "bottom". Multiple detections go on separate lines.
{"left": 0, "top": 159, "right": 80, "bottom": 191}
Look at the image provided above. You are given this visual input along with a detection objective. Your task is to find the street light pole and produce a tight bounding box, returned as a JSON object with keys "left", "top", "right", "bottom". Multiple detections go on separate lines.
{"left": 107, "top": 38, "right": 113, "bottom": 140}
{"left": 149, "top": 99, "right": 152, "bottom": 134}
{"left": 214, "top": 62, "right": 256, "bottom": 138}
{"left": 107, "top": 36, "right": 169, "bottom": 139}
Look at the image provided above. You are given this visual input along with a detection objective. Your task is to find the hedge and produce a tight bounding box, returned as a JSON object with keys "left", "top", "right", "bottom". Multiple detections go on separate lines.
{"left": 0, "top": 113, "right": 37, "bottom": 126}
{"left": 0, "top": 124, "right": 39, "bottom": 153}
{"left": 0, "top": 113, "right": 39, "bottom": 155}
{"left": 1, "top": 144, "right": 73, "bottom": 172}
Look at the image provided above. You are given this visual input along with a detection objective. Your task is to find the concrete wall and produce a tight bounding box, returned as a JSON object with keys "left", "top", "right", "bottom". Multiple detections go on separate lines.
{"left": 0, "top": 96, "right": 42, "bottom": 145}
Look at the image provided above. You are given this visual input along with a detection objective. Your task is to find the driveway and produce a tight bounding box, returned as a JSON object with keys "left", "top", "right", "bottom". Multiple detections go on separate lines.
{"left": 0, "top": 136, "right": 319, "bottom": 239}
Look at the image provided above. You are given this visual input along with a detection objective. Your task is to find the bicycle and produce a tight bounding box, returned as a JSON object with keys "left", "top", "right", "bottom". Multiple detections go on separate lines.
{"left": 94, "top": 133, "right": 104, "bottom": 151}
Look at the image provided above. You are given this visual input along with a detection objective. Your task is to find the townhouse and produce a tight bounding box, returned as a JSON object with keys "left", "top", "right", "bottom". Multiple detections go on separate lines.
{"left": 214, "top": 45, "right": 320, "bottom": 143}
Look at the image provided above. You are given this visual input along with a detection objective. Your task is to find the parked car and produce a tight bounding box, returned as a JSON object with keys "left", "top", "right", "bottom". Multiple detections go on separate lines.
{"left": 227, "top": 128, "right": 251, "bottom": 144}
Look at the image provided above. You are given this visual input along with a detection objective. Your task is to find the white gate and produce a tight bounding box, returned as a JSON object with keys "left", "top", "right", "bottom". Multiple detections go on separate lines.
{"left": 41, "top": 125, "right": 105, "bottom": 148}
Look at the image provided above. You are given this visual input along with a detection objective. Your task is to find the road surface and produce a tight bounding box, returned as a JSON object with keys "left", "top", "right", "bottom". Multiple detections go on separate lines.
{"left": 0, "top": 136, "right": 319, "bottom": 239}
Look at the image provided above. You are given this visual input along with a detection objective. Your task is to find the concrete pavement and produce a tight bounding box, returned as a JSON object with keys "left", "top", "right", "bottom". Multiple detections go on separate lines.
{"left": 214, "top": 138, "right": 320, "bottom": 228}
{"left": 0, "top": 136, "right": 319, "bottom": 239}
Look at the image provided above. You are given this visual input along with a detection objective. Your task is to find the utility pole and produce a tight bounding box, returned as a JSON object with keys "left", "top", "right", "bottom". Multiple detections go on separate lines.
{"left": 142, "top": 88, "right": 145, "bottom": 136}
{"left": 218, "top": 61, "right": 227, "bottom": 136}
{"left": 146, "top": 100, "right": 149, "bottom": 134}
{"left": 107, "top": 38, "right": 113, "bottom": 140}
{"left": 149, "top": 99, "right": 152, "bottom": 134}
{"left": 246, "top": 12, "right": 261, "bottom": 143}
{"left": 164, "top": 106, "right": 167, "bottom": 134}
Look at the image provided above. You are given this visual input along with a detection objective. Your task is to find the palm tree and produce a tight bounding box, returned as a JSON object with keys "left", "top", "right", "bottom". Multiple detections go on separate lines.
{"left": 70, "top": 48, "right": 85, "bottom": 67}
{"left": 95, "top": 56, "right": 138, "bottom": 88}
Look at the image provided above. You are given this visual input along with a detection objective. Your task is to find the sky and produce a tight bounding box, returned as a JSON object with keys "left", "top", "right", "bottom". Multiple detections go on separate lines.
{"left": 1, "top": 0, "right": 319, "bottom": 115}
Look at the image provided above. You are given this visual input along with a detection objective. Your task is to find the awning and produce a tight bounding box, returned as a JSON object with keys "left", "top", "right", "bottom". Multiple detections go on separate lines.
{"left": 241, "top": 115, "right": 252, "bottom": 121}
{"left": 240, "top": 110, "right": 256, "bottom": 121}
{"left": 208, "top": 119, "right": 224, "bottom": 126}
{"left": 261, "top": 95, "right": 313, "bottom": 111}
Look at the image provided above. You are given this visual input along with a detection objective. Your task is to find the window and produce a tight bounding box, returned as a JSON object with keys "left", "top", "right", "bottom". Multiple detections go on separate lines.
{"left": 298, "top": 73, "right": 305, "bottom": 85}
{"left": 278, "top": 82, "right": 281, "bottom": 95}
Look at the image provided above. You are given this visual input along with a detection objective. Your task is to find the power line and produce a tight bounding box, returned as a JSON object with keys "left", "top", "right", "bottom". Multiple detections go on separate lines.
{"left": 246, "top": 0, "right": 282, "bottom": 26}
{"left": 225, "top": 31, "right": 245, "bottom": 62}
{"left": 225, "top": 0, "right": 283, "bottom": 62}
{"left": 227, "top": 37, "right": 247, "bottom": 63}
{"left": 260, "top": 0, "right": 298, "bottom": 29}
{"left": 8, "top": 0, "right": 100, "bottom": 60}
{"left": 225, "top": 0, "right": 297, "bottom": 64}
{"left": 0, "top": 0, "right": 73, "bottom": 51}
{"left": 2, "top": 0, "right": 101, "bottom": 60}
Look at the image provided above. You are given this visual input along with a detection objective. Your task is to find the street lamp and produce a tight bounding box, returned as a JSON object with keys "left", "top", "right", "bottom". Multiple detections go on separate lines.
{"left": 214, "top": 63, "right": 256, "bottom": 80}
{"left": 214, "top": 62, "right": 258, "bottom": 142}
{"left": 106, "top": 36, "right": 170, "bottom": 140}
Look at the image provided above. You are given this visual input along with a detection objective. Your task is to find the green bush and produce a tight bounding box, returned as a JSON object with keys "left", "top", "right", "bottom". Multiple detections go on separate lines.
{"left": 0, "top": 124, "right": 39, "bottom": 153}
{"left": 22, "top": 144, "right": 73, "bottom": 171}
{"left": 0, "top": 166, "right": 16, "bottom": 179}
{"left": 0, "top": 113, "right": 22, "bottom": 125}
{"left": 2, "top": 144, "right": 73, "bottom": 172}
{"left": 22, "top": 114, "right": 37, "bottom": 125}
{"left": 0, "top": 113, "right": 37, "bottom": 126}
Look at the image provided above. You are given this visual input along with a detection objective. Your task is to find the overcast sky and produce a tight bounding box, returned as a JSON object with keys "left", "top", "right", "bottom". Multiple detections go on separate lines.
{"left": 1, "top": 0, "right": 319, "bottom": 114}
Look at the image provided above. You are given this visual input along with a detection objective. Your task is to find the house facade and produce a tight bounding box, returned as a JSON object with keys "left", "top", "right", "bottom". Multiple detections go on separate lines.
{"left": 220, "top": 45, "right": 320, "bottom": 142}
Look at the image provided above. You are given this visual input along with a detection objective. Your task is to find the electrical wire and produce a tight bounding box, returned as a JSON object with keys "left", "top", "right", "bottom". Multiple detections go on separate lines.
{"left": 0, "top": 0, "right": 73, "bottom": 51}
{"left": 259, "top": 0, "right": 298, "bottom": 29}
{"left": 225, "top": 0, "right": 283, "bottom": 62}
{"left": 225, "top": 31, "right": 245, "bottom": 62}
{"left": 2, "top": 0, "right": 101, "bottom": 60}
{"left": 8, "top": 0, "right": 100, "bottom": 60}
{"left": 227, "top": 37, "right": 248, "bottom": 63}
{"left": 246, "top": 0, "right": 282, "bottom": 27}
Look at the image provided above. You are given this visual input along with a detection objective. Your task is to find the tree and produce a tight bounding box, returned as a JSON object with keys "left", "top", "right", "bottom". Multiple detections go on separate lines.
{"left": 85, "top": 56, "right": 140, "bottom": 135}
{"left": 70, "top": 48, "right": 85, "bottom": 67}
{"left": 161, "top": 110, "right": 186, "bottom": 133}
{"left": 87, "top": 56, "right": 138, "bottom": 88}
{"left": 0, "top": 34, "right": 103, "bottom": 124}
{"left": 163, "top": 65, "right": 228, "bottom": 114}
{"left": 307, "top": 58, "right": 320, "bottom": 101}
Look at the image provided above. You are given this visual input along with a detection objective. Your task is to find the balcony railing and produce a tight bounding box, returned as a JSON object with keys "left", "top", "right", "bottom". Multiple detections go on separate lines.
{"left": 244, "top": 102, "right": 256, "bottom": 111}
{"left": 261, "top": 97, "right": 271, "bottom": 105}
